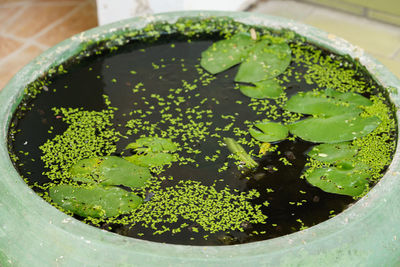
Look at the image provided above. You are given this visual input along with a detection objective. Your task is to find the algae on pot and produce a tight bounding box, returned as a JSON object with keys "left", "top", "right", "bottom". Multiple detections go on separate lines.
{"left": 8, "top": 17, "right": 396, "bottom": 246}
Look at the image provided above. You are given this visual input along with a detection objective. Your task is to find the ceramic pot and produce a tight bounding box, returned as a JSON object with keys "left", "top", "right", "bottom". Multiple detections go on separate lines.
{"left": 0, "top": 11, "right": 399, "bottom": 266}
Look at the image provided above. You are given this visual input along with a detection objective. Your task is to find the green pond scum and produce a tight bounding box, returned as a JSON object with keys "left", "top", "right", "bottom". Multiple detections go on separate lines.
{"left": 8, "top": 17, "right": 397, "bottom": 246}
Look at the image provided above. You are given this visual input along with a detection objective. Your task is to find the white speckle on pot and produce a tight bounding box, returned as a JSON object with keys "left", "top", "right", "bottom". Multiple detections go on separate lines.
{"left": 327, "top": 34, "right": 336, "bottom": 40}
{"left": 78, "top": 32, "right": 85, "bottom": 41}
{"left": 62, "top": 218, "right": 72, "bottom": 224}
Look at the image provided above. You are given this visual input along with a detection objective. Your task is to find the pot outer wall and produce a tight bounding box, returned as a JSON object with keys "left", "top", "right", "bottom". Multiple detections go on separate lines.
{"left": 0, "top": 11, "right": 399, "bottom": 267}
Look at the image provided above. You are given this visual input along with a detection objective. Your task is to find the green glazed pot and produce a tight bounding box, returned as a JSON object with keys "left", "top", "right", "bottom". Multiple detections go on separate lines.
{"left": 0, "top": 11, "right": 399, "bottom": 266}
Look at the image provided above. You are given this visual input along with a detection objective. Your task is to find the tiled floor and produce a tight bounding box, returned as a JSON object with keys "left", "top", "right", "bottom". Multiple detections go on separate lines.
{"left": 249, "top": 0, "right": 400, "bottom": 78}
{"left": 0, "top": 0, "right": 399, "bottom": 90}
{"left": 0, "top": 0, "right": 97, "bottom": 90}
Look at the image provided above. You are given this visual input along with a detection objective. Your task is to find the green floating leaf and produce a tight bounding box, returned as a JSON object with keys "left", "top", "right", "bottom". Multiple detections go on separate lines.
{"left": 285, "top": 91, "right": 361, "bottom": 117}
{"left": 125, "top": 137, "right": 177, "bottom": 167}
{"left": 70, "top": 158, "right": 102, "bottom": 183}
{"left": 306, "top": 165, "right": 369, "bottom": 196}
{"left": 289, "top": 113, "right": 380, "bottom": 143}
{"left": 125, "top": 152, "right": 175, "bottom": 168}
{"left": 307, "top": 142, "right": 358, "bottom": 163}
{"left": 70, "top": 156, "right": 151, "bottom": 188}
{"left": 126, "top": 137, "right": 177, "bottom": 153}
{"left": 224, "top": 137, "right": 257, "bottom": 168}
{"left": 249, "top": 121, "right": 288, "bottom": 142}
{"left": 200, "top": 32, "right": 255, "bottom": 74}
{"left": 49, "top": 184, "right": 143, "bottom": 218}
{"left": 98, "top": 156, "right": 152, "bottom": 188}
{"left": 325, "top": 88, "right": 372, "bottom": 107}
{"left": 239, "top": 79, "right": 283, "bottom": 99}
{"left": 235, "top": 41, "right": 291, "bottom": 83}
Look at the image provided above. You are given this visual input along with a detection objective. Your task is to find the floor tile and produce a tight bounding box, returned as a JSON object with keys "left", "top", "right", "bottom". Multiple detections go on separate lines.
{"left": 369, "top": 53, "right": 400, "bottom": 78}
{"left": 344, "top": 0, "right": 400, "bottom": 16}
{"left": 368, "top": 9, "right": 400, "bottom": 27}
{"left": 3, "top": 4, "right": 76, "bottom": 39}
{"left": 395, "top": 50, "right": 400, "bottom": 61}
{"left": 0, "top": 0, "right": 79, "bottom": 4}
{"left": 302, "top": 0, "right": 365, "bottom": 15}
{"left": 250, "top": 1, "right": 315, "bottom": 21}
{"left": 37, "top": 2, "right": 98, "bottom": 46}
{"left": 303, "top": 8, "right": 400, "bottom": 57}
{"left": 0, "top": 45, "right": 43, "bottom": 90}
{"left": 0, "top": 6, "right": 20, "bottom": 29}
{"left": 0, "top": 35, "right": 23, "bottom": 58}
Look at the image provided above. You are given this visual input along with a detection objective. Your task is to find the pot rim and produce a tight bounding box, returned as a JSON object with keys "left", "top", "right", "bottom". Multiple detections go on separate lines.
{"left": 0, "top": 10, "right": 399, "bottom": 266}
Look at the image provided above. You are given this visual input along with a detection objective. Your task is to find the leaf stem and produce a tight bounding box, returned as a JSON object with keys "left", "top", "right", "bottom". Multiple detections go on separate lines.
{"left": 223, "top": 137, "right": 258, "bottom": 169}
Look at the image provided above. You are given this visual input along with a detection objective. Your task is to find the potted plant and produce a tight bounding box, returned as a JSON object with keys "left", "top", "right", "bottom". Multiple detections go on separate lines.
{"left": 0, "top": 11, "right": 399, "bottom": 266}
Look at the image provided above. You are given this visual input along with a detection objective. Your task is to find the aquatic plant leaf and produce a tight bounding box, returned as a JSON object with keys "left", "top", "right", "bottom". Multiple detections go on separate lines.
{"left": 98, "top": 156, "right": 152, "bottom": 188}
{"left": 239, "top": 79, "right": 283, "bottom": 99}
{"left": 125, "top": 152, "right": 175, "bottom": 167}
{"left": 306, "top": 165, "right": 369, "bottom": 196}
{"left": 289, "top": 113, "right": 380, "bottom": 143}
{"left": 70, "top": 158, "right": 102, "bottom": 176}
{"left": 125, "top": 137, "right": 177, "bottom": 167}
{"left": 285, "top": 92, "right": 361, "bottom": 117}
{"left": 224, "top": 137, "right": 258, "bottom": 168}
{"left": 307, "top": 142, "right": 358, "bottom": 163}
{"left": 249, "top": 121, "right": 288, "bottom": 142}
{"left": 70, "top": 156, "right": 152, "bottom": 188}
{"left": 49, "top": 184, "right": 143, "bottom": 218}
{"left": 235, "top": 41, "right": 291, "bottom": 83}
{"left": 200, "top": 32, "right": 255, "bottom": 74}
{"left": 325, "top": 88, "right": 372, "bottom": 106}
{"left": 126, "top": 137, "right": 177, "bottom": 153}
{"left": 70, "top": 158, "right": 103, "bottom": 183}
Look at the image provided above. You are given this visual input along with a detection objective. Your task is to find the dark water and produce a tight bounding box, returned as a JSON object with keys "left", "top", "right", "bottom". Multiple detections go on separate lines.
{"left": 9, "top": 36, "right": 365, "bottom": 245}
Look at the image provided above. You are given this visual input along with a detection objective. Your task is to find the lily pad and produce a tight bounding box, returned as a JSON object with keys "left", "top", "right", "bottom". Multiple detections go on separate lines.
{"left": 325, "top": 88, "right": 372, "bottom": 106}
{"left": 249, "top": 121, "right": 288, "bottom": 142}
{"left": 289, "top": 113, "right": 380, "bottom": 143}
{"left": 125, "top": 137, "right": 177, "bottom": 167}
{"left": 125, "top": 152, "right": 175, "bottom": 167}
{"left": 200, "top": 32, "right": 256, "bottom": 74}
{"left": 70, "top": 158, "right": 103, "bottom": 183}
{"left": 307, "top": 142, "right": 358, "bottom": 163}
{"left": 285, "top": 92, "right": 361, "bottom": 117}
{"left": 49, "top": 184, "right": 143, "bottom": 218}
{"left": 235, "top": 41, "right": 291, "bottom": 83}
{"left": 126, "top": 137, "right": 177, "bottom": 153}
{"left": 306, "top": 165, "right": 369, "bottom": 196}
{"left": 70, "top": 156, "right": 152, "bottom": 188}
{"left": 239, "top": 79, "right": 283, "bottom": 99}
{"left": 98, "top": 156, "right": 152, "bottom": 188}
